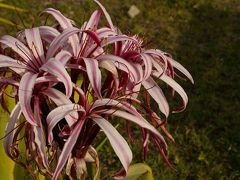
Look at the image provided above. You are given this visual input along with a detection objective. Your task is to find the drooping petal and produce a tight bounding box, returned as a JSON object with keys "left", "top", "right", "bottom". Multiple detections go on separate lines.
{"left": 0, "top": 35, "right": 34, "bottom": 64}
{"left": 142, "top": 78, "right": 169, "bottom": 117}
{"left": 39, "top": 26, "right": 60, "bottom": 43}
{"left": 25, "top": 28, "right": 45, "bottom": 64}
{"left": 99, "top": 59, "right": 118, "bottom": 77}
{"left": 167, "top": 58, "right": 194, "bottom": 84}
{"left": 92, "top": 116, "right": 132, "bottom": 173}
{"left": 55, "top": 50, "right": 72, "bottom": 66}
{"left": 43, "top": 88, "right": 78, "bottom": 126}
{"left": 42, "top": 8, "right": 73, "bottom": 28}
{"left": 85, "top": 10, "right": 101, "bottom": 31}
{"left": 97, "top": 27, "right": 117, "bottom": 38}
{"left": 0, "top": 78, "right": 19, "bottom": 87}
{"left": 46, "top": 104, "right": 85, "bottom": 144}
{"left": 43, "top": 8, "right": 80, "bottom": 56}
{"left": 33, "top": 97, "right": 51, "bottom": 173}
{"left": 35, "top": 75, "right": 59, "bottom": 84}
{"left": 140, "top": 53, "right": 153, "bottom": 80}
{"left": 91, "top": 98, "right": 138, "bottom": 115}
{"left": 101, "top": 35, "right": 136, "bottom": 48}
{"left": 99, "top": 109, "right": 167, "bottom": 148}
{"left": 41, "top": 58, "right": 72, "bottom": 97}
{"left": 46, "top": 27, "right": 80, "bottom": 59}
{"left": 83, "top": 58, "right": 102, "bottom": 98}
{"left": 19, "top": 72, "right": 38, "bottom": 126}
{"left": 3, "top": 103, "right": 21, "bottom": 158}
{"left": 145, "top": 49, "right": 168, "bottom": 73}
{"left": 97, "top": 55, "right": 139, "bottom": 83}
{"left": 94, "top": 0, "right": 114, "bottom": 30}
{"left": 153, "top": 71, "right": 188, "bottom": 112}
{"left": 0, "top": 54, "right": 26, "bottom": 69}
{"left": 52, "top": 118, "right": 85, "bottom": 180}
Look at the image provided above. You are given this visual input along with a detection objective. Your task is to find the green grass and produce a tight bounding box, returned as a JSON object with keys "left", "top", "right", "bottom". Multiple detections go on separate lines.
{"left": 0, "top": 0, "right": 239, "bottom": 179}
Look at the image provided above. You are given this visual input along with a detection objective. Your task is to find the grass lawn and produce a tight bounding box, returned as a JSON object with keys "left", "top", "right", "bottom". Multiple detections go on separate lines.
{"left": 0, "top": 0, "right": 239, "bottom": 179}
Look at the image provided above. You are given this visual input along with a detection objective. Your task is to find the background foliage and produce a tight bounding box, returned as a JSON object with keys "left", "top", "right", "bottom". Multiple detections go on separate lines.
{"left": 0, "top": 0, "right": 239, "bottom": 179}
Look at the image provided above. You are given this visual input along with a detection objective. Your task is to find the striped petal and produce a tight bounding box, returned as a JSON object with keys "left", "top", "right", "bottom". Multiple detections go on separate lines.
{"left": 41, "top": 58, "right": 72, "bottom": 97}
{"left": 97, "top": 55, "right": 139, "bottom": 83}
{"left": 100, "top": 109, "right": 167, "bottom": 148}
{"left": 140, "top": 53, "right": 153, "bottom": 80}
{"left": 0, "top": 54, "right": 26, "bottom": 69}
{"left": 43, "top": 88, "right": 78, "bottom": 126}
{"left": 46, "top": 27, "right": 80, "bottom": 59}
{"left": 52, "top": 118, "right": 85, "bottom": 180}
{"left": 168, "top": 58, "right": 194, "bottom": 84}
{"left": 94, "top": 0, "right": 114, "bottom": 30}
{"left": 83, "top": 58, "right": 102, "bottom": 98}
{"left": 19, "top": 72, "right": 38, "bottom": 126}
{"left": 25, "top": 28, "right": 45, "bottom": 64}
{"left": 33, "top": 98, "right": 51, "bottom": 173}
{"left": 153, "top": 71, "right": 188, "bottom": 112}
{"left": 55, "top": 50, "right": 72, "bottom": 66}
{"left": 142, "top": 78, "right": 169, "bottom": 117}
{"left": 46, "top": 104, "right": 85, "bottom": 144}
{"left": 3, "top": 103, "right": 21, "bottom": 158}
{"left": 92, "top": 116, "right": 132, "bottom": 173}
{"left": 0, "top": 35, "right": 34, "bottom": 64}
{"left": 39, "top": 26, "right": 60, "bottom": 43}
{"left": 43, "top": 8, "right": 79, "bottom": 56}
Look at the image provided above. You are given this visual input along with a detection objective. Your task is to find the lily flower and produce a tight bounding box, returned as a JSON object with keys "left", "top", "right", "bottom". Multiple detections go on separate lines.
{"left": 0, "top": 0, "right": 193, "bottom": 179}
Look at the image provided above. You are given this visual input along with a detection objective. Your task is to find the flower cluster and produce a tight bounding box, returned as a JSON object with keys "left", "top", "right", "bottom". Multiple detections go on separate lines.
{"left": 0, "top": 0, "right": 193, "bottom": 179}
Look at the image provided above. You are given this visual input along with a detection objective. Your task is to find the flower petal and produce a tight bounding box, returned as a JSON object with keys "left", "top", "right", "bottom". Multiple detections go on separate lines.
{"left": 52, "top": 118, "right": 85, "bottom": 180}
{"left": 46, "top": 27, "right": 80, "bottom": 59}
{"left": 94, "top": 0, "right": 114, "bottom": 30}
{"left": 33, "top": 98, "right": 51, "bottom": 173}
{"left": 97, "top": 55, "right": 139, "bottom": 83}
{"left": 153, "top": 71, "right": 188, "bottom": 112}
{"left": 19, "top": 72, "right": 38, "bottom": 126}
{"left": 4, "top": 102, "right": 21, "bottom": 158}
{"left": 100, "top": 109, "right": 167, "bottom": 148}
{"left": 39, "top": 26, "right": 60, "bottom": 43}
{"left": 92, "top": 116, "right": 132, "bottom": 173}
{"left": 0, "top": 54, "right": 26, "bottom": 69}
{"left": 142, "top": 78, "right": 169, "bottom": 117}
{"left": 55, "top": 50, "right": 72, "bottom": 66}
{"left": 83, "top": 58, "right": 102, "bottom": 98}
{"left": 43, "top": 88, "right": 78, "bottom": 126}
{"left": 46, "top": 104, "right": 85, "bottom": 144}
{"left": 168, "top": 58, "right": 194, "bottom": 84}
{"left": 140, "top": 53, "right": 153, "bottom": 80}
{"left": 25, "top": 28, "right": 45, "bottom": 64}
{"left": 43, "top": 8, "right": 79, "bottom": 56}
{"left": 0, "top": 35, "right": 34, "bottom": 64}
{"left": 41, "top": 58, "right": 73, "bottom": 97}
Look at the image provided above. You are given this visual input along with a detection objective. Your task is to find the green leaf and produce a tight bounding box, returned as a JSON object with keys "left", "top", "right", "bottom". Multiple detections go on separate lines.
{"left": 0, "top": 3, "right": 27, "bottom": 12}
{"left": 0, "top": 17, "right": 23, "bottom": 28}
{"left": 122, "top": 163, "right": 154, "bottom": 180}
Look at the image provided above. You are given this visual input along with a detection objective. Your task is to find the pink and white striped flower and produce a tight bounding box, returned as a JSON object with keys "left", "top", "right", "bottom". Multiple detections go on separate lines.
{"left": 0, "top": 0, "right": 193, "bottom": 179}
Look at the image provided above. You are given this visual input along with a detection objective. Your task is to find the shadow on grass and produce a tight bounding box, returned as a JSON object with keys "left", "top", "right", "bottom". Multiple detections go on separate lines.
{"left": 171, "top": 2, "right": 240, "bottom": 179}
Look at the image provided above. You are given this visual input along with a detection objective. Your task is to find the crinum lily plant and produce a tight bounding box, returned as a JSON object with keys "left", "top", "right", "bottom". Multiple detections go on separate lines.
{"left": 0, "top": 0, "right": 193, "bottom": 179}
